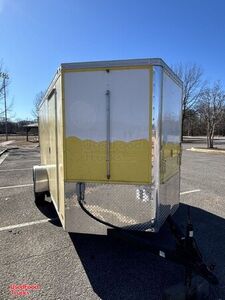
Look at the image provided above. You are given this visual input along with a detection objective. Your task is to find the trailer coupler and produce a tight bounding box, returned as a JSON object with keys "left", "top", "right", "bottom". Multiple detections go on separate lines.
{"left": 165, "top": 215, "right": 218, "bottom": 286}
{"left": 108, "top": 214, "right": 218, "bottom": 287}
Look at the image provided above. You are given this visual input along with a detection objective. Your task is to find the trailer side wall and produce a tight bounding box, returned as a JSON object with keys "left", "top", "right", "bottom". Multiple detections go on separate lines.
{"left": 156, "top": 69, "right": 182, "bottom": 229}
{"left": 39, "top": 74, "right": 65, "bottom": 226}
{"left": 55, "top": 75, "right": 65, "bottom": 224}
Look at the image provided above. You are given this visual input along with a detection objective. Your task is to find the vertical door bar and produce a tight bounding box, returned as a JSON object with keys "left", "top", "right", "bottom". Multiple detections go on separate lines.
{"left": 106, "top": 89, "right": 111, "bottom": 179}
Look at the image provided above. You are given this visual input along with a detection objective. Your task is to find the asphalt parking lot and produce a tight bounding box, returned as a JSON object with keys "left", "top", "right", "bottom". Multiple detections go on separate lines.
{"left": 0, "top": 141, "right": 225, "bottom": 299}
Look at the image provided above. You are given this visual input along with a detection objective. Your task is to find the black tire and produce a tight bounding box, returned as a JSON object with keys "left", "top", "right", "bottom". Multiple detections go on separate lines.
{"left": 34, "top": 192, "right": 46, "bottom": 206}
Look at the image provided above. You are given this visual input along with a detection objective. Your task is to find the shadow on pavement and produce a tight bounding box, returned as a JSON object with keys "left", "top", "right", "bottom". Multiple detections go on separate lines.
{"left": 35, "top": 199, "right": 61, "bottom": 227}
{"left": 69, "top": 203, "right": 225, "bottom": 299}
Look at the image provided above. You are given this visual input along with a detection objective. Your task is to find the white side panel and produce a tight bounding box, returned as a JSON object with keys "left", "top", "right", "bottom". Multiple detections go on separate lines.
{"left": 55, "top": 76, "right": 65, "bottom": 224}
{"left": 39, "top": 100, "right": 49, "bottom": 166}
{"left": 48, "top": 92, "right": 58, "bottom": 207}
{"left": 40, "top": 76, "right": 65, "bottom": 227}
{"left": 161, "top": 71, "right": 182, "bottom": 183}
{"left": 161, "top": 72, "right": 182, "bottom": 145}
{"left": 156, "top": 71, "right": 182, "bottom": 230}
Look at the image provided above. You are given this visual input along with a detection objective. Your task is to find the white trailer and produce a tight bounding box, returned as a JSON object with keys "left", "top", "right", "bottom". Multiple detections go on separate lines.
{"left": 33, "top": 58, "right": 183, "bottom": 234}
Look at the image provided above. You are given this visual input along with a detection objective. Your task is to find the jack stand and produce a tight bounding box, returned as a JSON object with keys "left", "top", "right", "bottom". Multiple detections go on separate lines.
{"left": 162, "top": 276, "right": 210, "bottom": 300}
{"left": 163, "top": 207, "right": 215, "bottom": 299}
{"left": 165, "top": 210, "right": 218, "bottom": 286}
{"left": 107, "top": 207, "right": 218, "bottom": 300}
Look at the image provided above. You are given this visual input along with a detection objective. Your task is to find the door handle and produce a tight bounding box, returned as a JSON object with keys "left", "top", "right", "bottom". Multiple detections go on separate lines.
{"left": 106, "top": 89, "right": 111, "bottom": 179}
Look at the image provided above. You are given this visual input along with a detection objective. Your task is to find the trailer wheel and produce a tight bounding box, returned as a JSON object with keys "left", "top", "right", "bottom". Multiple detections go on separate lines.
{"left": 34, "top": 192, "right": 46, "bottom": 206}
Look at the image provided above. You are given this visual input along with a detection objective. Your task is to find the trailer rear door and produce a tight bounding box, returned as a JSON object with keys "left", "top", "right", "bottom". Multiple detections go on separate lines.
{"left": 64, "top": 68, "right": 151, "bottom": 184}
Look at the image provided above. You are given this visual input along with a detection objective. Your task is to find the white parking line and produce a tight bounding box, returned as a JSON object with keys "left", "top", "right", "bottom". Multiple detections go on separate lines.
{"left": 0, "top": 168, "right": 32, "bottom": 172}
{"left": 0, "top": 218, "right": 58, "bottom": 232}
{"left": 0, "top": 140, "right": 15, "bottom": 147}
{"left": 8, "top": 159, "right": 40, "bottom": 163}
{"left": 180, "top": 189, "right": 201, "bottom": 195}
{"left": 0, "top": 152, "right": 9, "bottom": 165}
{"left": 0, "top": 183, "right": 33, "bottom": 190}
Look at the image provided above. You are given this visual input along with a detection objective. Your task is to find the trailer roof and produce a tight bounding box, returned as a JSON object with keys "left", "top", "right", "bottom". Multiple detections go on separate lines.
{"left": 40, "top": 58, "right": 182, "bottom": 109}
{"left": 60, "top": 58, "right": 182, "bottom": 86}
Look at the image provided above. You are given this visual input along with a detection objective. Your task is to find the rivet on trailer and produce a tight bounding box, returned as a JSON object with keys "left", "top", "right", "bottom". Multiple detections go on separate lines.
{"left": 33, "top": 58, "right": 218, "bottom": 297}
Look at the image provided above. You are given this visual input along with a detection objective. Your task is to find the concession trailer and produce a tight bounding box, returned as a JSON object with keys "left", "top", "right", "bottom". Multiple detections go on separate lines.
{"left": 33, "top": 58, "right": 183, "bottom": 234}
{"left": 33, "top": 58, "right": 219, "bottom": 290}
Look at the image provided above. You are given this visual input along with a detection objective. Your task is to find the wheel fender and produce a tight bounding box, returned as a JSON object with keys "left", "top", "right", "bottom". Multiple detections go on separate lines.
{"left": 33, "top": 165, "right": 49, "bottom": 193}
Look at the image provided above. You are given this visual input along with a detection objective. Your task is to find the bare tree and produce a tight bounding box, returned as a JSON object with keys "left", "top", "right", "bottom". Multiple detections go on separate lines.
{"left": 216, "top": 107, "right": 225, "bottom": 136}
{"left": 183, "top": 108, "right": 200, "bottom": 136}
{"left": 197, "top": 82, "right": 225, "bottom": 148}
{"left": 32, "top": 91, "right": 45, "bottom": 120}
{"left": 172, "top": 63, "right": 205, "bottom": 140}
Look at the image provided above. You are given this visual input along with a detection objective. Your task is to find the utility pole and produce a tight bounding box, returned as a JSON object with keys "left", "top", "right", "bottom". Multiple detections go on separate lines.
{"left": 0, "top": 72, "right": 9, "bottom": 141}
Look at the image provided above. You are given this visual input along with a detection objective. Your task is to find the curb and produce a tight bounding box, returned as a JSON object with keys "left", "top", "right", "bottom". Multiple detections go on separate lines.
{"left": 187, "top": 147, "right": 225, "bottom": 154}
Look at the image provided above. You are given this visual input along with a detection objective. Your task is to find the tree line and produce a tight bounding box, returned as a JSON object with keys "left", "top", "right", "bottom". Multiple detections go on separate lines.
{"left": 1, "top": 61, "right": 225, "bottom": 148}
{"left": 173, "top": 63, "right": 225, "bottom": 148}
{"left": 0, "top": 119, "right": 37, "bottom": 135}
{"left": 32, "top": 63, "right": 225, "bottom": 149}
{"left": 0, "top": 62, "right": 38, "bottom": 137}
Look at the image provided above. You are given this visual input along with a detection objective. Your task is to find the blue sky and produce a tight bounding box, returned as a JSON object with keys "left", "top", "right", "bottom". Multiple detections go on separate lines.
{"left": 0, "top": 0, "right": 225, "bottom": 120}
